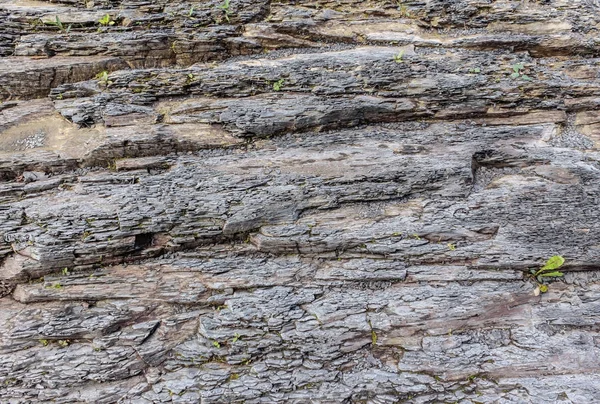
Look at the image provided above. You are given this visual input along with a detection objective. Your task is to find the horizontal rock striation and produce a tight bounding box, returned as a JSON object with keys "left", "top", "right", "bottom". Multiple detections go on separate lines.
{"left": 1, "top": 0, "right": 600, "bottom": 403}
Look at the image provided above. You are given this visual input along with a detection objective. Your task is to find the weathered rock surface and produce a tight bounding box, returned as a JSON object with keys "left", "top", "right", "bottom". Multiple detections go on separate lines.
{"left": 2, "top": 0, "right": 600, "bottom": 403}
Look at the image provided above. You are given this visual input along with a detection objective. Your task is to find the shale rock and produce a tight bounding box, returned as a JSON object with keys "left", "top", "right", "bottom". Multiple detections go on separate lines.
{"left": 1, "top": 0, "right": 600, "bottom": 403}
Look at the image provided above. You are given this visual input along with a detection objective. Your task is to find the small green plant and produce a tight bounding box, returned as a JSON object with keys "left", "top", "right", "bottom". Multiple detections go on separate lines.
{"left": 45, "top": 16, "right": 72, "bottom": 34}
{"left": 95, "top": 71, "right": 109, "bottom": 82}
{"left": 232, "top": 333, "right": 241, "bottom": 343}
{"left": 95, "top": 71, "right": 113, "bottom": 86}
{"left": 61, "top": 268, "right": 69, "bottom": 276}
{"left": 218, "top": 0, "right": 232, "bottom": 22}
{"left": 393, "top": 50, "right": 405, "bottom": 63}
{"left": 510, "top": 63, "right": 532, "bottom": 81}
{"left": 98, "top": 14, "right": 115, "bottom": 26}
{"left": 397, "top": 2, "right": 411, "bottom": 17}
{"left": 531, "top": 255, "right": 565, "bottom": 294}
{"left": 534, "top": 255, "right": 565, "bottom": 279}
{"left": 57, "top": 340, "right": 69, "bottom": 348}
{"left": 447, "top": 243, "right": 456, "bottom": 251}
{"left": 40, "top": 339, "right": 49, "bottom": 347}
{"left": 272, "top": 79, "right": 284, "bottom": 91}
{"left": 212, "top": 340, "right": 221, "bottom": 348}
{"left": 368, "top": 320, "right": 377, "bottom": 346}
{"left": 188, "top": 6, "right": 195, "bottom": 17}
{"left": 469, "top": 67, "right": 481, "bottom": 74}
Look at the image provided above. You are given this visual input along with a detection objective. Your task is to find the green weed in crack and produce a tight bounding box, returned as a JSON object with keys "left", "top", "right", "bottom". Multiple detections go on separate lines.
{"left": 530, "top": 255, "right": 565, "bottom": 295}
{"left": 98, "top": 14, "right": 115, "bottom": 26}
{"left": 510, "top": 63, "right": 532, "bottom": 81}
{"left": 44, "top": 16, "right": 72, "bottom": 34}
{"left": 272, "top": 79, "right": 285, "bottom": 91}
{"left": 393, "top": 50, "right": 405, "bottom": 63}
{"left": 218, "top": 0, "right": 233, "bottom": 23}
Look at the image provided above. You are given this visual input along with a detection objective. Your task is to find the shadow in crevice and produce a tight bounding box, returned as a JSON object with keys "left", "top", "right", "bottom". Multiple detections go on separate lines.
{"left": 134, "top": 233, "right": 154, "bottom": 250}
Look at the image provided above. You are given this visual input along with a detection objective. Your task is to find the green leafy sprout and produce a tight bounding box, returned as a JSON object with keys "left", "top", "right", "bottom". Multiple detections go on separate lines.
{"left": 397, "top": 2, "right": 411, "bottom": 17}
{"left": 368, "top": 320, "right": 377, "bottom": 346}
{"left": 98, "top": 14, "right": 115, "bottom": 26}
{"left": 219, "top": 0, "right": 232, "bottom": 22}
{"left": 96, "top": 71, "right": 108, "bottom": 81}
{"left": 393, "top": 50, "right": 405, "bottom": 63}
{"left": 273, "top": 79, "right": 284, "bottom": 91}
{"left": 44, "top": 16, "right": 72, "bottom": 34}
{"left": 531, "top": 255, "right": 565, "bottom": 294}
{"left": 95, "top": 71, "right": 112, "bottom": 85}
{"left": 510, "top": 63, "right": 532, "bottom": 81}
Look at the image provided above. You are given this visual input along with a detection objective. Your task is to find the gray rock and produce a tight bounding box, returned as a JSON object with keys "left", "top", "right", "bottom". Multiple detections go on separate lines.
{"left": 1, "top": 0, "right": 600, "bottom": 402}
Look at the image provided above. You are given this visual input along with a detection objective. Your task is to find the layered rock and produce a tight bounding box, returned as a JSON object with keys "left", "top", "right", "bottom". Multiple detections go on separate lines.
{"left": 1, "top": 0, "right": 600, "bottom": 403}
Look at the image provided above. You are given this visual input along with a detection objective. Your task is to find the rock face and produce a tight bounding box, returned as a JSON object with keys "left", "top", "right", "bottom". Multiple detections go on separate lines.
{"left": 1, "top": 0, "right": 600, "bottom": 403}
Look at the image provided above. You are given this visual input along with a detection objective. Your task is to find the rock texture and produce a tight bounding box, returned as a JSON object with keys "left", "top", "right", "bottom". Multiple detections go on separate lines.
{"left": 2, "top": 0, "right": 600, "bottom": 403}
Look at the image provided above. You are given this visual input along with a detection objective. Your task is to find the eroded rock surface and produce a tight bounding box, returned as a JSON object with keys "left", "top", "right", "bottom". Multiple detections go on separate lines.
{"left": 1, "top": 0, "right": 600, "bottom": 403}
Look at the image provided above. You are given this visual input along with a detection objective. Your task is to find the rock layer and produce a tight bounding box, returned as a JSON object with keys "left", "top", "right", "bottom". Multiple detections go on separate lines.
{"left": 1, "top": 0, "right": 600, "bottom": 403}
